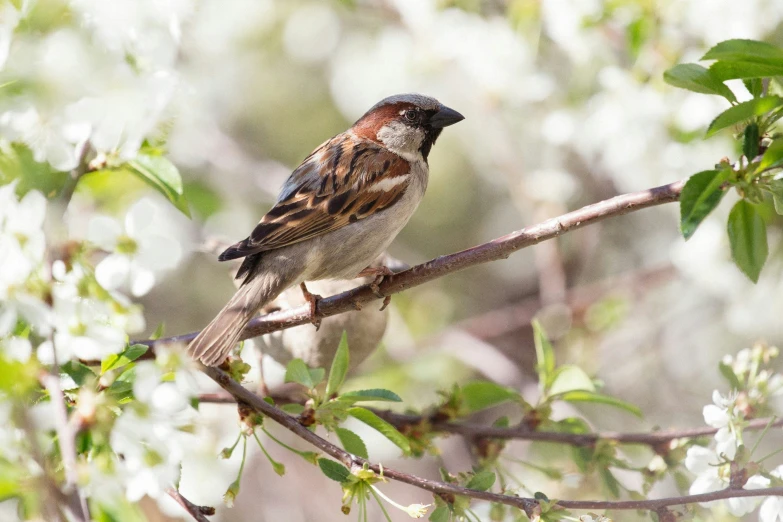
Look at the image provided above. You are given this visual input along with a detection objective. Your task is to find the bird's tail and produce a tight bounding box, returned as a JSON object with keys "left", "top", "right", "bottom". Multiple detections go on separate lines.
{"left": 188, "top": 268, "right": 296, "bottom": 366}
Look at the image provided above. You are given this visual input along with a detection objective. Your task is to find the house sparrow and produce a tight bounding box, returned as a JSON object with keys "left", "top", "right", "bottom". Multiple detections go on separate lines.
{"left": 188, "top": 93, "right": 464, "bottom": 366}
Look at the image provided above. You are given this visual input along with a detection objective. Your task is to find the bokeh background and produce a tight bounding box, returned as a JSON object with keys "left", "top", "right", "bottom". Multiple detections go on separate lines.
{"left": 3, "top": 0, "right": 783, "bottom": 520}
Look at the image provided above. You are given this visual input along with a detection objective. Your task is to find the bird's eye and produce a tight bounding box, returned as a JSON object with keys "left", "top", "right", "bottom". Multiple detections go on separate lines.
{"left": 404, "top": 109, "right": 417, "bottom": 122}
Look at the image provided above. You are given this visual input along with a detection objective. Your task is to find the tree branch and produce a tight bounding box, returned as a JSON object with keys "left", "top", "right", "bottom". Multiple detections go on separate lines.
{"left": 197, "top": 392, "right": 782, "bottom": 447}
{"left": 202, "top": 366, "right": 783, "bottom": 514}
{"left": 137, "top": 179, "right": 685, "bottom": 350}
{"left": 166, "top": 488, "right": 215, "bottom": 522}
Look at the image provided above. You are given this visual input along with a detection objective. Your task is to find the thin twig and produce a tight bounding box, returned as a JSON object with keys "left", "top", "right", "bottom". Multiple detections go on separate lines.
{"left": 166, "top": 488, "right": 215, "bottom": 522}
{"left": 201, "top": 366, "right": 783, "bottom": 513}
{"left": 42, "top": 337, "right": 90, "bottom": 521}
{"left": 135, "top": 180, "right": 685, "bottom": 352}
{"left": 196, "top": 392, "right": 783, "bottom": 447}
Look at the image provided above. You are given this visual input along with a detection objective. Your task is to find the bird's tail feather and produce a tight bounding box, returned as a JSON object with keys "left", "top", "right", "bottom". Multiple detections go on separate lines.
{"left": 188, "top": 268, "right": 295, "bottom": 366}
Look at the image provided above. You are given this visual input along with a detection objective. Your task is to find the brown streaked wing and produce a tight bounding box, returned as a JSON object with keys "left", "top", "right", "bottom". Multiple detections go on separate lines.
{"left": 218, "top": 134, "right": 410, "bottom": 261}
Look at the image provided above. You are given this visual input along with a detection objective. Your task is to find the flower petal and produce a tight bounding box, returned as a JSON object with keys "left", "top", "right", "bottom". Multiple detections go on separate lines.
{"left": 126, "top": 198, "right": 158, "bottom": 238}
{"left": 129, "top": 266, "right": 155, "bottom": 297}
{"left": 703, "top": 404, "right": 729, "bottom": 428}
{"left": 136, "top": 233, "right": 181, "bottom": 271}
{"left": 95, "top": 254, "right": 131, "bottom": 291}
{"left": 760, "top": 497, "right": 783, "bottom": 522}
{"left": 88, "top": 216, "right": 122, "bottom": 250}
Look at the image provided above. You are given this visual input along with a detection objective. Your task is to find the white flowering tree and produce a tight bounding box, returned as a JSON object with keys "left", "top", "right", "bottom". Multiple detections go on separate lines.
{"left": 4, "top": 1, "right": 783, "bottom": 522}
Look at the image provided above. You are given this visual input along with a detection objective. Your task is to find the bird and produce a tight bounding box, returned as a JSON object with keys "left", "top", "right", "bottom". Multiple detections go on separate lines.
{"left": 188, "top": 93, "right": 464, "bottom": 366}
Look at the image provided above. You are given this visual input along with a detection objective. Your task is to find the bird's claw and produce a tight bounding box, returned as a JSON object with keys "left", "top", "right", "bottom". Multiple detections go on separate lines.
{"left": 357, "top": 265, "right": 395, "bottom": 279}
{"left": 299, "top": 282, "right": 323, "bottom": 330}
{"left": 358, "top": 265, "right": 393, "bottom": 309}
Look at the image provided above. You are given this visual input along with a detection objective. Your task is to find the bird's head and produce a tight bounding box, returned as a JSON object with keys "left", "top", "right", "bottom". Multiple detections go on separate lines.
{"left": 351, "top": 93, "right": 464, "bottom": 162}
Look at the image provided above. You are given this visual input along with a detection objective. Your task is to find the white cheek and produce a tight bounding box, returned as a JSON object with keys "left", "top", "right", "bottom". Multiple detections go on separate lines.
{"left": 377, "top": 122, "right": 424, "bottom": 162}
{"left": 367, "top": 175, "right": 408, "bottom": 192}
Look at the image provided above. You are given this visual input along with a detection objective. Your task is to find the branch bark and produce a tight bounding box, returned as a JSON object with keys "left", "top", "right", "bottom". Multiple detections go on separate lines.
{"left": 198, "top": 391, "right": 781, "bottom": 446}
{"left": 166, "top": 488, "right": 215, "bottom": 522}
{"left": 138, "top": 179, "right": 685, "bottom": 350}
{"left": 203, "top": 366, "right": 783, "bottom": 514}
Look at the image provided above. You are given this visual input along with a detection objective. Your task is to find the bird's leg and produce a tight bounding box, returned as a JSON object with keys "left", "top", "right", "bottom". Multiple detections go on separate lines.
{"left": 356, "top": 265, "right": 394, "bottom": 309}
{"left": 299, "top": 282, "right": 322, "bottom": 330}
{"left": 356, "top": 265, "right": 395, "bottom": 279}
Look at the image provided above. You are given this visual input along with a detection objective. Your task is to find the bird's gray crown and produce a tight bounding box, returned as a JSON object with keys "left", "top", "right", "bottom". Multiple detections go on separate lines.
{"left": 367, "top": 93, "right": 441, "bottom": 113}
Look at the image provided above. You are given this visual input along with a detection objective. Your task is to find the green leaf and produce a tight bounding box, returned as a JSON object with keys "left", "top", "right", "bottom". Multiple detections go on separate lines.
{"left": 60, "top": 361, "right": 95, "bottom": 387}
{"left": 0, "top": 143, "right": 68, "bottom": 197}
{"left": 744, "top": 123, "right": 760, "bottom": 160}
{"left": 759, "top": 139, "right": 783, "bottom": 171}
{"left": 150, "top": 322, "right": 165, "bottom": 340}
{"left": 663, "top": 63, "right": 737, "bottom": 102}
{"left": 127, "top": 154, "right": 191, "bottom": 217}
{"left": 460, "top": 381, "right": 520, "bottom": 412}
{"left": 532, "top": 320, "right": 555, "bottom": 389}
{"left": 744, "top": 78, "right": 763, "bottom": 98}
{"left": 340, "top": 389, "right": 402, "bottom": 402}
{"left": 552, "top": 390, "right": 642, "bottom": 417}
{"left": 281, "top": 403, "right": 305, "bottom": 415}
{"left": 309, "top": 368, "right": 325, "bottom": 386}
{"left": 710, "top": 61, "right": 783, "bottom": 81}
{"left": 702, "top": 39, "right": 783, "bottom": 65}
{"left": 101, "top": 344, "right": 149, "bottom": 374}
{"left": 347, "top": 407, "right": 411, "bottom": 454}
{"left": 183, "top": 180, "right": 223, "bottom": 219}
{"left": 317, "top": 458, "right": 351, "bottom": 483}
{"left": 706, "top": 96, "right": 783, "bottom": 137}
{"left": 599, "top": 468, "right": 621, "bottom": 498}
{"left": 429, "top": 506, "right": 451, "bottom": 522}
{"left": 548, "top": 365, "right": 595, "bottom": 396}
{"left": 285, "top": 359, "right": 315, "bottom": 389}
{"left": 679, "top": 169, "right": 729, "bottom": 240}
{"left": 466, "top": 470, "right": 496, "bottom": 491}
{"left": 762, "top": 179, "right": 783, "bottom": 215}
{"left": 718, "top": 361, "right": 742, "bottom": 391}
{"left": 548, "top": 418, "right": 593, "bottom": 473}
{"left": 336, "top": 428, "right": 368, "bottom": 459}
{"left": 727, "top": 200, "right": 768, "bottom": 283}
{"left": 325, "top": 332, "right": 349, "bottom": 398}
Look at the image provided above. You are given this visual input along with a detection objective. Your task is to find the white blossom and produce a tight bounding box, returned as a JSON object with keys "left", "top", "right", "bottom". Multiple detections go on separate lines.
{"left": 65, "top": 70, "right": 178, "bottom": 160}
{"left": 0, "top": 106, "right": 90, "bottom": 171}
{"left": 0, "top": 182, "right": 48, "bottom": 295}
{"left": 36, "top": 281, "right": 126, "bottom": 363}
{"left": 88, "top": 198, "right": 183, "bottom": 297}
{"left": 110, "top": 357, "right": 197, "bottom": 502}
{"left": 685, "top": 445, "right": 769, "bottom": 516}
{"left": 703, "top": 390, "right": 740, "bottom": 460}
{"left": 760, "top": 467, "right": 783, "bottom": 522}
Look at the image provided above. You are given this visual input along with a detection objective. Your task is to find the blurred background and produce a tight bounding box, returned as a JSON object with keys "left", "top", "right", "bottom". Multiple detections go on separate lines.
{"left": 3, "top": 0, "right": 783, "bottom": 520}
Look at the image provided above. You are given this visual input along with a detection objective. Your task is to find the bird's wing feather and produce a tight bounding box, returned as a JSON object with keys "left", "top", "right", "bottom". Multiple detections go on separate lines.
{"left": 219, "top": 133, "right": 411, "bottom": 261}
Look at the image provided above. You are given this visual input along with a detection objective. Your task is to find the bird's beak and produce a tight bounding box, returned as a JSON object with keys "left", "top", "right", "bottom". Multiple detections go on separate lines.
{"left": 428, "top": 105, "right": 465, "bottom": 128}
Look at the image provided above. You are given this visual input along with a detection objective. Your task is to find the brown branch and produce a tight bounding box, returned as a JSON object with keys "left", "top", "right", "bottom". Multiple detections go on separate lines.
{"left": 166, "top": 488, "right": 215, "bottom": 522}
{"left": 197, "top": 391, "right": 782, "bottom": 447}
{"left": 137, "top": 179, "right": 685, "bottom": 351}
{"left": 201, "top": 366, "right": 783, "bottom": 514}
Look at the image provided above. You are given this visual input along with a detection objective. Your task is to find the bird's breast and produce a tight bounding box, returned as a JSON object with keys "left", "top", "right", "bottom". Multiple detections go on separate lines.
{"left": 303, "top": 161, "right": 428, "bottom": 281}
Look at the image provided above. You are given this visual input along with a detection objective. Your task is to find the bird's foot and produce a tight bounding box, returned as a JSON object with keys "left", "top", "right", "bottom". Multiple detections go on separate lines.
{"left": 357, "top": 266, "right": 394, "bottom": 309}
{"left": 356, "top": 265, "right": 395, "bottom": 279}
{"left": 299, "top": 282, "right": 323, "bottom": 330}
